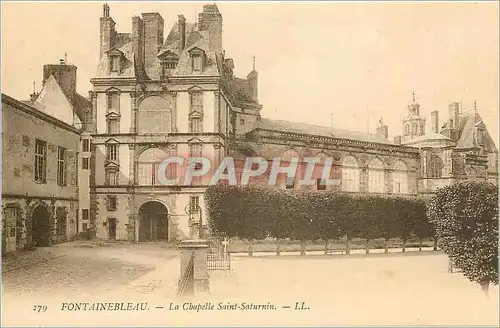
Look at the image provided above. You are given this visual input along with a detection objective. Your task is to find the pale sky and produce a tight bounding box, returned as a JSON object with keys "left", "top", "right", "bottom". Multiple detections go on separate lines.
{"left": 2, "top": 1, "right": 499, "bottom": 142}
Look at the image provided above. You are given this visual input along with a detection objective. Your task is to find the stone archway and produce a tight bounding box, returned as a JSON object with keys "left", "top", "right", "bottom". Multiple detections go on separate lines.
{"left": 32, "top": 205, "right": 51, "bottom": 247}
{"left": 138, "top": 201, "right": 168, "bottom": 242}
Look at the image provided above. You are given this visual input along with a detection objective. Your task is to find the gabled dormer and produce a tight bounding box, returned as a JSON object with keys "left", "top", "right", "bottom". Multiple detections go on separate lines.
{"left": 104, "top": 138, "right": 119, "bottom": 164}
{"left": 157, "top": 51, "right": 179, "bottom": 78}
{"left": 106, "top": 48, "right": 124, "bottom": 74}
{"left": 187, "top": 47, "right": 206, "bottom": 73}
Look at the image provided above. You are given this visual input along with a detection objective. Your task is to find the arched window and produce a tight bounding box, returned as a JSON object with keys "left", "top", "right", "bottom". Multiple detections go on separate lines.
{"left": 138, "top": 96, "right": 172, "bottom": 134}
{"left": 137, "top": 148, "right": 170, "bottom": 186}
{"left": 393, "top": 160, "right": 408, "bottom": 194}
{"left": 404, "top": 124, "right": 410, "bottom": 136}
{"left": 341, "top": 156, "right": 360, "bottom": 192}
{"left": 430, "top": 156, "right": 443, "bottom": 178}
{"left": 368, "top": 158, "right": 385, "bottom": 193}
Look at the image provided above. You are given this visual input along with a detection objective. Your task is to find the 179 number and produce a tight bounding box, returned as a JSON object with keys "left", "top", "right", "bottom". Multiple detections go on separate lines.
{"left": 33, "top": 305, "right": 47, "bottom": 313}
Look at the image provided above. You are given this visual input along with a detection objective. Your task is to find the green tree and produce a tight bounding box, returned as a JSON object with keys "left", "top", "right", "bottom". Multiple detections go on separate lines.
{"left": 427, "top": 181, "right": 498, "bottom": 293}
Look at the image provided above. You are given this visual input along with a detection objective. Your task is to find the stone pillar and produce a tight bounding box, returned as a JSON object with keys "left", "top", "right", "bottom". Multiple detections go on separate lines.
{"left": 178, "top": 240, "right": 210, "bottom": 295}
{"left": 169, "top": 91, "right": 178, "bottom": 133}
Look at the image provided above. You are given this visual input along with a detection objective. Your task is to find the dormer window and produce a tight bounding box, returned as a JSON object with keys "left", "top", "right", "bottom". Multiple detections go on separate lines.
{"left": 476, "top": 126, "right": 486, "bottom": 145}
{"left": 161, "top": 61, "right": 177, "bottom": 77}
{"left": 188, "top": 47, "right": 205, "bottom": 73}
{"left": 111, "top": 56, "right": 120, "bottom": 72}
{"left": 106, "top": 49, "right": 124, "bottom": 74}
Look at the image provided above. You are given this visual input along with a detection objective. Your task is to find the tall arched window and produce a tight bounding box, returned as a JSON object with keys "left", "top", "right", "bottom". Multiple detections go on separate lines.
{"left": 341, "top": 156, "right": 360, "bottom": 192}
{"left": 368, "top": 158, "right": 385, "bottom": 193}
{"left": 137, "top": 148, "right": 170, "bottom": 186}
{"left": 138, "top": 96, "right": 172, "bottom": 134}
{"left": 430, "top": 156, "right": 444, "bottom": 178}
{"left": 393, "top": 160, "right": 408, "bottom": 194}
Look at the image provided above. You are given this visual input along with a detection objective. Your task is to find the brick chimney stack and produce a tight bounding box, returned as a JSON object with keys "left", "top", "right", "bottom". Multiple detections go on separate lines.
{"left": 100, "top": 3, "right": 116, "bottom": 60}
{"left": 198, "top": 4, "right": 223, "bottom": 52}
{"left": 178, "top": 15, "right": 186, "bottom": 51}
{"left": 132, "top": 16, "right": 145, "bottom": 74}
{"left": 142, "top": 12, "right": 164, "bottom": 70}
{"left": 43, "top": 61, "right": 77, "bottom": 101}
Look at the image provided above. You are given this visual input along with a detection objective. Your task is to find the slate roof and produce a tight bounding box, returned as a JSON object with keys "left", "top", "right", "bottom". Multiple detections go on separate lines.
{"left": 456, "top": 110, "right": 497, "bottom": 152}
{"left": 254, "top": 118, "right": 394, "bottom": 145}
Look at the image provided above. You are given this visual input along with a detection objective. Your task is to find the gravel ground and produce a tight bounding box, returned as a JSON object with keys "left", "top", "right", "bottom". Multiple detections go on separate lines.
{"left": 2, "top": 243, "right": 498, "bottom": 326}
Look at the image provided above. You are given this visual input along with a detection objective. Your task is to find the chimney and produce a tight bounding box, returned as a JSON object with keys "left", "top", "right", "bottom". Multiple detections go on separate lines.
{"left": 430, "top": 110, "right": 439, "bottom": 134}
{"left": 30, "top": 81, "right": 39, "bottom": 102}
{"left": 132, "top": 16, "right": 145, "bottom": 74}
{"left": 142, "top": 13, "right": 164, "bottom": 70}
{"left": 178, "top": 15, "right": 186, "bottom": 51}
{"left": 100, "top": 4, "right": 116, "bottom": 60}
{"left": 198, "top": 4, "right": 223, "bottom": 52}
{"left": 448, "top": 102, "right": 460, "bottom": 129}
{"left": 394, "top": 135, "right": 402, "bottom": 145}
{"left": 43, "top": 62, "right": 77, "bottom": 101}
{"left": 247, "top": 57, "right": 258, "bottom": 101}
{"left": 376, "top": 118, "right": 388, "bottom": 139}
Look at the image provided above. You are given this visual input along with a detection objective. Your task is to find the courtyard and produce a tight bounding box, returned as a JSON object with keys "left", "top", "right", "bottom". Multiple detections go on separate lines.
{"left": 2, "top": 242, "right": 498, "bottom": 326}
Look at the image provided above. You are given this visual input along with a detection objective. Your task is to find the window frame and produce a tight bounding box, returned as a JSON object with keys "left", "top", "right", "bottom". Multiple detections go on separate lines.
{"left": 35, "top": 139, "right": 47, "bottom": 183}
{"left": 57, "top": 146, "right": 67, "bottom": 186}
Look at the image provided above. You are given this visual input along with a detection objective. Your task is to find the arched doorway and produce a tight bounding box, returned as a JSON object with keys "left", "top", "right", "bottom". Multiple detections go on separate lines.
{"left": 32, "top": 205, "right": 51, "bottom": 247}
{"left": 138, "top": 201, "right": 168, "bottom": 242}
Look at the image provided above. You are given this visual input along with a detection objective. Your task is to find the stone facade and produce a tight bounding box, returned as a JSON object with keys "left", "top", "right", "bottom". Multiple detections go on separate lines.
{"left": 1, "top": 95, "right": 82, "bottom": 252}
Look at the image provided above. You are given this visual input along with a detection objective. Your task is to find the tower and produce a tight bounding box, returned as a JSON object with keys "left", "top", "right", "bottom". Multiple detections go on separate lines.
{"left": 402, "top": 92, "right": 426, "bottom": 142}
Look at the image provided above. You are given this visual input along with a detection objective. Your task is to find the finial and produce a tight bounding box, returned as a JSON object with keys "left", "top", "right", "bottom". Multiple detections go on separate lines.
{"left": 379, "top": 117, "right": 384, "bottom": 127}
{"left": 32, "top": 80, "right": 35, "bottom": 94}
{"left": 253, "top": 56, "right": 256, "bottom": 71}
{"left": 103, "top": 3, "right": 110, "bottom": 18}
{"left": 64, "top": 52, "right": 67, "bottom": 64}
{"left": 412, "top": 91, "right": 416, "bottom": 102}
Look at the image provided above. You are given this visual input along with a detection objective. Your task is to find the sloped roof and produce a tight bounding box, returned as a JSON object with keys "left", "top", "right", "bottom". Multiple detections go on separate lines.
{"left": 233, "top": 78, "right": 255, "bottom": 104}
{"left": 254, "top": 118, "right": 394, "bottom": 145}
{"left": 32, "top": 75, "right": 80, "bottom": 126}
{"left": 96, "top": 33, "right": 135, "bottom": 78}
{"left": 402, "top": 133, "right": 455, "bottom": 148}
{"left": 456, "top": 110, "right": 497, "bottom": 152}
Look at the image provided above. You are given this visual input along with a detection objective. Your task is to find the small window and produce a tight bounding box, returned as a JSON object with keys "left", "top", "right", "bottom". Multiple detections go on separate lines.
{"left": 316, "top": 178, "right": 326, "bottom": 190}
{"left": 192, "top": 55, "right": 203, "bottom": 71}
{"left": 82, "top": 158, "right": 90, "bottom": 170}
{"left": 190, "top": 196, "right": 200, "bottom": 213}
{"left": 57, "top": 146, "right": 66, "bottom": 186}
{"left": 35, "top": 139, "right": 47, "bottom": 183}
{"left": 107, "top": 119, "right": 119, "bottom": 134}
{"left": 107, "top": 195, "right": 117, "bottom": 211}
{"left": 107, "top": 144, "right": 118, "bottom": 161}
{"left": 190, "top": 91, "right": 203, "bottom": 112}
{"left": 285, "top": 176, "right": 295, "bottom": 189}
{"left": 82, "top": 223, "right": 88, "bottom": 231}
{"left": 110, "top": 56, "right": 120, "bottom": 72}
{"left": 240, "top": 117, "right": 245, "bottom": 125}
{"left": 107, "top": 92, "right": 120, "bottom": 113}
{"left": 107, "top": 171, "right": 119, "bottom": 186}
{"left": 22, "top": 135, "right": 30, "bottom": 147}
{"left": 82, "top": 209, "right": 89, "bottom": 221}
{"left": 83, "top": 139, "right": 91, "bottom": 152}
{"left": 189, "top": 117, "right": 202, "bottom": 133}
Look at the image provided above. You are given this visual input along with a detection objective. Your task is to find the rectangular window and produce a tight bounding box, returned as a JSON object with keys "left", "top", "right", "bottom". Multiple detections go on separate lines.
{"left": 107, "top": 196, "right": 117, "bottom": 211}
{"left": 57, "top": 146, "right": 66, "bottom": 186}
{"left": 76, "top": 208, "right": 79, "bottom": 234}
{"left": 22, "top": 135, "right": 30, "bottom": 147}
{"left": 107, "top": 171, "right": 119, "bottom": 186}
{"left": 190, "top": 196, "right": 200, "bottom": 213}
{"left": 82, "top": 158, "right": 90, "bottom": 170}
{"left": 189, "top": 118, "right": 202, "bottom": 133}
{"left": 107, "top": 119, "right": 119, "bottom": 134}
{"left": 316, "top": 178, "right": 326, "bottom": 190}
{"left": 83, "top": 139, "right": 90, "bottom": 152}
{"left": 110, "top": 56, "right": 120, "bottom": 72}
{"left": 82, "top": 209, "right": 89, "bottom": 221}
{"left": 285, "top": 176, "right": 295, "bottom": 189}
{"left": 107, "top": 144, "right": 118, "bottom": 161}
{"left": 192, "top": 55, "right": 202, "bottom": 71}
{"left": 76, "top": 152, "right": 79, "bottom": 186}
{"left": 190, "top": 92, "right": 203, "bottom": 112}
{"left": 189, "top": 143, "right": 202, "bottom": 158}
{"left": 83, "top": 223, "right": 88, "bottom": 231}
{"left": 107, "top": 92, "right": 120, "bottom": 113}
{"left": 240, "top": 117, "right": 245, "bottom": 125}
{"left": 35, "top": 139, "right": 47, "bottom": 183}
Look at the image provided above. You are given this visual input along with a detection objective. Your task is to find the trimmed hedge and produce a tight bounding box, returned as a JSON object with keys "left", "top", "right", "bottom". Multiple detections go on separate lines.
{"left": 204, "top": 185, "right": 432, "bottom": 244}
{"left": 427, "top": 181, "right": 498, "bottom": 291}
